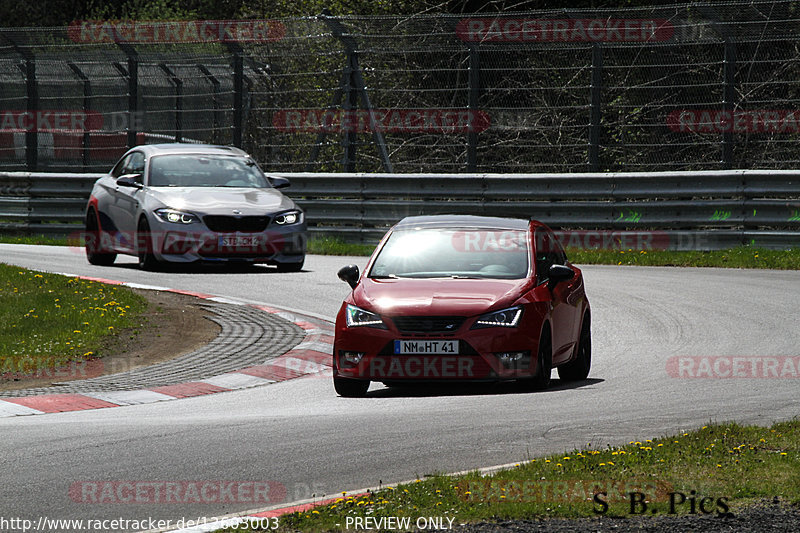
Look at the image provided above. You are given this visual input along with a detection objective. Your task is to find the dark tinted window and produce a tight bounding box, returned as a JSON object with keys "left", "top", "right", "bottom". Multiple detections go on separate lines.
{"left": 534, "top": 228, "right": 567, "bottom": 284}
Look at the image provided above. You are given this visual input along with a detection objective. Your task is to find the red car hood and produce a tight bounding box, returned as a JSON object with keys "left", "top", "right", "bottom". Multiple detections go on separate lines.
{"left": 354, "top": 277, "right": 530, "bottom": 317}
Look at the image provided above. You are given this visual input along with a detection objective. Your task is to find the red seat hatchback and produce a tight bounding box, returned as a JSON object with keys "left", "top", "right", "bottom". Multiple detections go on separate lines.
{"left": 333, "top": 215, "right": 591, "bottom": 397}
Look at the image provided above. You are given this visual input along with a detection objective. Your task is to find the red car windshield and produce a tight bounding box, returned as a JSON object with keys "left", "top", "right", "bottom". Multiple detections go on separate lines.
{"left": 369, "top": 228, "right": 529, "bottom": 279}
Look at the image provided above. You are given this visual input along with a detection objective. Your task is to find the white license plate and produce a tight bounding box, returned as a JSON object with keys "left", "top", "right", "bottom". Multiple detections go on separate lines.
{"left": 394, "top": 340, "right": 459, "bottom": 355}
{"left": 219, "top": 236, "right": 259, "bottom": 247}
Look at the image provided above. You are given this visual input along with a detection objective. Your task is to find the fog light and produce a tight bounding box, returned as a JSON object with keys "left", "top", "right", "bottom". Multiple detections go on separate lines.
{"left": 340, "top": 351, "right": 365, "bottom": 366}
{"left": 496, "top": 351, "right": 530, "bottom": 368}
{"left": 162, "top": 232, "right": 195, "bottom": 254}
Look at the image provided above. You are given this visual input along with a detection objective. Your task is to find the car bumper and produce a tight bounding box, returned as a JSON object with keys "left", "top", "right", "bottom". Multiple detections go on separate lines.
{"left": 333, "top": 312, "right": 544, "bottom": 382}
{"left": 151, "top": 222, "right": 307, "bottom": 264}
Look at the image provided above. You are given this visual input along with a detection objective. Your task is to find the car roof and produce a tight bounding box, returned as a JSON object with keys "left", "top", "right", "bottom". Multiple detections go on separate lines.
{"left": 393, "top": 215, "right": 534, "bottom": 231}
{"left": 127, "top": 143, "right": 250, "bottom": 157}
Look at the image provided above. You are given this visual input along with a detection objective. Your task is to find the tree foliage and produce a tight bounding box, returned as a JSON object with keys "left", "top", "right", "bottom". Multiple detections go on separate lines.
{"left": 1, "top": 0, "right": 672, "bottom": 27}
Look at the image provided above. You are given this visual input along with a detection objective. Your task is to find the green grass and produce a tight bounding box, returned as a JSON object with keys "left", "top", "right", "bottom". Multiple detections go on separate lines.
{"left": 306, "top": 236, "right": 376, "bottom": 256}
{"left": 0, "top": 263, "right": 147, "bottom": 377}
{"left": 0, "top": 234, "right": 71, "bottom": 246}
{"left": 2, "top": 234, "right": 799, "bottom": 269}
{"left": 568, "top": 247, "right": 800, "bottom": 269}
{"left": 224, "top": 420, "right": 799, "bottom": 531}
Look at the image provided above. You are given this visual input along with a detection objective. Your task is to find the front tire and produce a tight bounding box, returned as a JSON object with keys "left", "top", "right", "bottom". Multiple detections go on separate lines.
{"left": 137, "top": 218, "right": 159, "bottom": 271}
{"left": 558, "top": 314, "right": 591, "bottom": 382}
{"left": 526, "top": 328, "right": 552, "bottom": 391}
{"left": 85, "top": 211, "right": 116, "bottom": 266}
{"left": 334, "top": 377, "right": 370, "bottom": 397}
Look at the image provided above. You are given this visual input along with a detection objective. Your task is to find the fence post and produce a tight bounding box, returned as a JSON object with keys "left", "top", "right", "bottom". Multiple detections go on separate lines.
{"left": 342, "top": 52, "right": 358, "bottom": 173}
{"left": 232, "top": 47, "right": 244, "bottom": 148}
{"left": 197, "top": 64, "right": 221, "bottom": 144}
{"left": 588, "top": 43, "right": 603, "bottom": 172}
{"left": 115, "top": 44, "right": 139, "bottom": 149}
{"left": 467, "top": 45, "right": 480, "bottom": 172}
{"left": 67, "top": 63, "right": 92, "bottom": 170}
{"left": 722, "top": 38, "right": 736, "bottom": 169}
{"left": 159, "top": 64, "right": 183, "bottom": 143}
{"left": 24, "top": 57, "right": 38, "bottom": 171}
{"left": 3, "top": 32, "right": 38, "bottom": 170}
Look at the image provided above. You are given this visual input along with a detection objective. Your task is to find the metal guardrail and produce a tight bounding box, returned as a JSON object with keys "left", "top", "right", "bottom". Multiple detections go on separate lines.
{"left": 1, "top": 170, "right": 799, "bottom": 250}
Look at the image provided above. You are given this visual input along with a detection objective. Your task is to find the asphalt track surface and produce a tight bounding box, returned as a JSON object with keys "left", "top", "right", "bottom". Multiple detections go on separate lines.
{"left": 1, "top": 244, "right": 799, "bottom": 531}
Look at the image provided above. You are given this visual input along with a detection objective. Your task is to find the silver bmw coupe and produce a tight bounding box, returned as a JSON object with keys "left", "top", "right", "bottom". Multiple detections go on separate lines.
{"left": 84, "top": 144, "right": 306, "bottom": 271}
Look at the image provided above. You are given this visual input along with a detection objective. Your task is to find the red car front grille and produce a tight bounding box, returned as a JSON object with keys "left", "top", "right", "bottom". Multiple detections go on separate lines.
{"left": 391, "top": 316, "right": 465, "bottom": 333}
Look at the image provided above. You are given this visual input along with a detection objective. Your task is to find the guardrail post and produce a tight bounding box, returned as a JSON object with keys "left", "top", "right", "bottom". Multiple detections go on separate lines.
{"left": 722, "top": 38, "right": 737, "bottom": 169}
{"left": 68, "top": 62, "right": 92, "bottom": 169}
{"left": 588, "top": 44, "right": 603, "bottom": 172}
{"left": 467, "top": 45, "right": 480, "bottom": 173}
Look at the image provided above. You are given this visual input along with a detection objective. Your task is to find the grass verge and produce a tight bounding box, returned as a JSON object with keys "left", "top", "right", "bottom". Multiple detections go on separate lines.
{"left": 2, "top": 234, "right": 799, "bottom": 269}
{"left": 224, "top": 420, "right": 799, "bottom": 531}
{"left": 0, "top": 234, "right": 73, "bottom": 246}
{"left": 568, "top": 247, "right": 800, "bottom": 269}
{"left": 306, "top": 236, "right": 376, "bottom": 256}
{"left": 0, "top": 263, "right": 147, "bottom": 376}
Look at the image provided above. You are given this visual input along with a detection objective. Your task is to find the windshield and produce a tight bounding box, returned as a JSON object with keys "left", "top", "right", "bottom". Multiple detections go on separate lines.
{"left": 148, "top": 154, "right": 271, "bottom": 188}
{"left": 369, "top": 227, "right": 529, "bottom": 279}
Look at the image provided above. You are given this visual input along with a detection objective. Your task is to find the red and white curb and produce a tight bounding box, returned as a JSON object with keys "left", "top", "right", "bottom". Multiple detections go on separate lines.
{"left": 145, "top": 493, "right": 370, "bottom": 533}
{"left": 0, "top": 275, "right": 334, "bottom": 418}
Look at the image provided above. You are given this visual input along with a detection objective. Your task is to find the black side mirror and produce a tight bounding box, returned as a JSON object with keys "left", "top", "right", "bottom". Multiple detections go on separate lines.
{"left": 269, "top": 176, "right": 290, "bottom": 189}
{"left": 338, "top": 264, "right": 360, "bottom": 289}
{"left": 547, "top": 264, "right": 574, "bottom": 290}
{"left": 116, "top": 174, "right": 143, "bottom": 189}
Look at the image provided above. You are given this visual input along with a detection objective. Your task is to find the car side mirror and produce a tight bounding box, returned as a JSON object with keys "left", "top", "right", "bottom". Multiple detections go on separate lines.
{"left": 547, "top": 264, "right": 574, "bottom": 290}
{"left": 269, "top": 176, "right": 290, "bottom": 189}
{"left": 116, "top": 174, "right": 143, "bottom": 189}
{"left": 338, "top": 264, "right": 360, "bottom": 289}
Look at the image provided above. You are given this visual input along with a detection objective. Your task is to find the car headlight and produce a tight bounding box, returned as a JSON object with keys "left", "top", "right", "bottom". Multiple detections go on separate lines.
{"left": 345, "top": 304, "right": 386, "bottom": 329}
{"left": 155, "top": 208, "right": 198, "bottom": 224}
{"left": 274, "top": 211, "right": 302, "bottom": 225}
{"left": 472, "top": 306, "right": 523, "bottom": 329}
